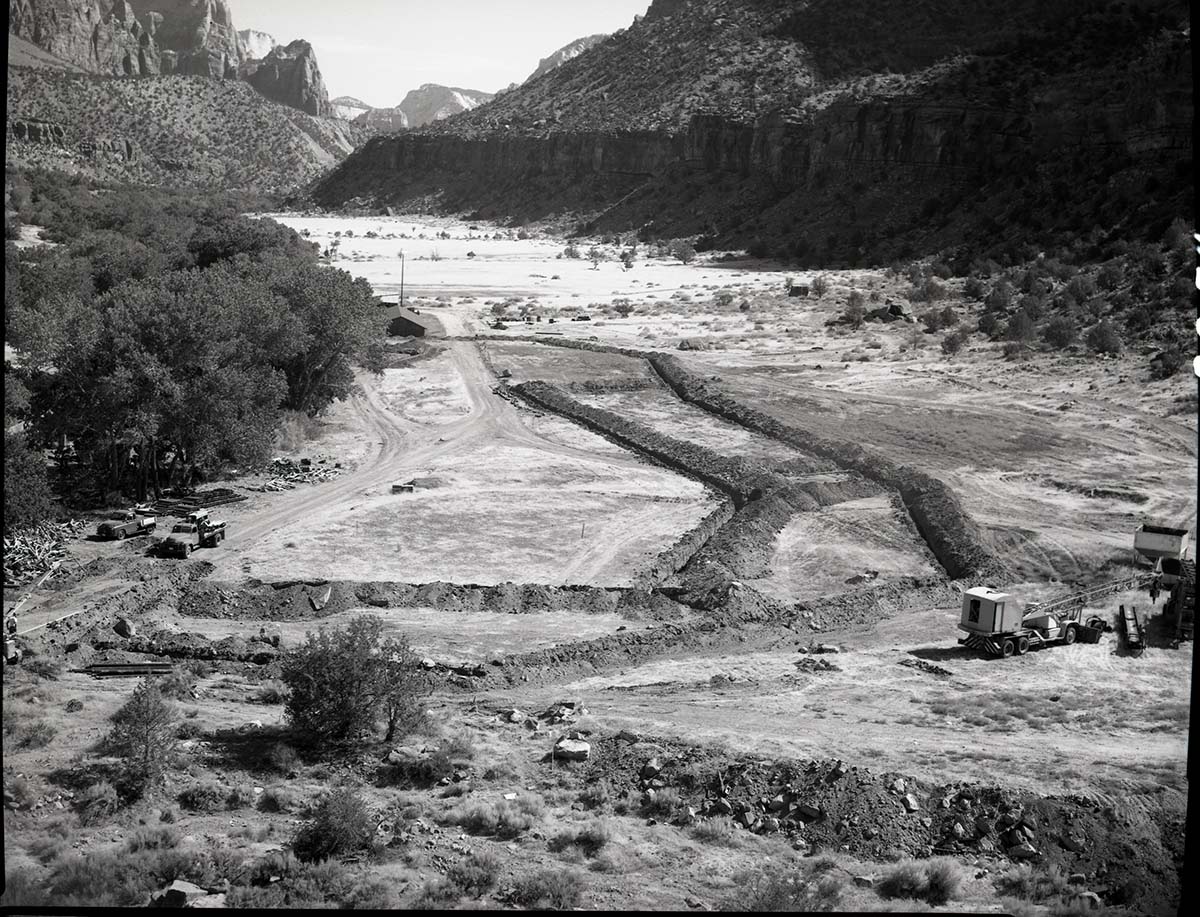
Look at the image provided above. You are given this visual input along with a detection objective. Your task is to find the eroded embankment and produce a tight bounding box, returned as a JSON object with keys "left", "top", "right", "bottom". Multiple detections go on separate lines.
{"left": 645, "top": 353, "right": 1004, "bottom": 581}
{"left": 178, "top": 578, "right": 691, "bottom": 623}
{"left": 511, "top": 380, "right": 786, "bottom": 506}
{"left": 497, "top": 575, "right": 956, "bottom": 685}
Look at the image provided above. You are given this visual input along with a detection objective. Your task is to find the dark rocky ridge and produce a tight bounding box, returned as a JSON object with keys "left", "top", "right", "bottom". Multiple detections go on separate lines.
{"left": 313, "top": 0, "right": 1191, "bottom": 263}
{"left": 240, "top": 39, "right": 333, "bottom": 117}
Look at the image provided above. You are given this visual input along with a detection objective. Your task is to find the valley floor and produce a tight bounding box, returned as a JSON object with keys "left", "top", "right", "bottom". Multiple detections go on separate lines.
{"left": 4, "top": 214, "right": 1193, "bottom": 913}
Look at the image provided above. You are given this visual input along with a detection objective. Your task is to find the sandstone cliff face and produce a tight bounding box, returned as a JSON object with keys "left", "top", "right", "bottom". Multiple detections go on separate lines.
{"left": 8, "top": 0, "right": 161, "bottom": 76}
{"left": 237, "top": 27, "right": 275, "bottom": 62}
{"left": 331, "top": 95, "right": 372, "bottom": 121}
{"left": 398, "top": 84, "right": 494, "bottom": 128}
{"left": 127, "top": 0, "right": 240, "bottom": 77}
{"left": 240, "top": 39, "right": 332, "bottom": 117}
{"left": 353, "top": 106, "right": 409, "bottom": 133}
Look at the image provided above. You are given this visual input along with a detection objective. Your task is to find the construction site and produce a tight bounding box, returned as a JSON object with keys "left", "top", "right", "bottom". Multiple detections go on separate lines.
{"left": 3, "top": 215, "right": 1194, "bottom": 914}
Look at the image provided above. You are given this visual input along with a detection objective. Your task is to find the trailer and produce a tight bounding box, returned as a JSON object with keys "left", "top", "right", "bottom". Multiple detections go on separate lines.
{"left": 957, "top": 574, "right": 1151, "bottom": 659}
{"left": 1133, "top": 523, "right": 1190, "bottom": 586}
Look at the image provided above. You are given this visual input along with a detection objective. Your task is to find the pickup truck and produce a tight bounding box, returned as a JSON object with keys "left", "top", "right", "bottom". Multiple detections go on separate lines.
{"left": 159, "top": 519, "right": 226, "bottom": 558}
{"left": 96, "top": 510, "right": 157, "bottom": 540}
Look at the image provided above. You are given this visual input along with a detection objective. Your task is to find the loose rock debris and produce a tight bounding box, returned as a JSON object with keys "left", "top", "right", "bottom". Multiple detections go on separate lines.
{"left": 898, "top": 657, "right": 954, "bottom": 677}
{"left": 250, "top": 457, "right": 342, "bottom": 492}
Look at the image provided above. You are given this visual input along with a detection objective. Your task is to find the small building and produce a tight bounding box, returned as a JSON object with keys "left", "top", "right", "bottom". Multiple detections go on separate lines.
{"left": 377, "top": 299, "right": 437, "bottom": 338}
{"left": 959, "top": 586, "right": 1019, "bottom": 635}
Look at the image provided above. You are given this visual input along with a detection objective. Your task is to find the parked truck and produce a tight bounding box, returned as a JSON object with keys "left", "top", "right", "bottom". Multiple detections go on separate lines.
{"left": 159, "top": 517, "right": 226, "bottom": 558}
{"left": 96, "top": 509, "right": 157, "bottom": 540}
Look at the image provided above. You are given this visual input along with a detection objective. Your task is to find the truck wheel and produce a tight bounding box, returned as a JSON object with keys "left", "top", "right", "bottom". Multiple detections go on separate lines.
{"left": 1016, "top": 636, "right": 1030, "bottom": 655}
{"left": 1063, "top": 625, "right": 1077, "bottom": 645}
{"left": 1001, "top": 639, "right": 1015, "bottom": 658}
{"left": 116, "top": 530, "right": 126, "bottom": 540}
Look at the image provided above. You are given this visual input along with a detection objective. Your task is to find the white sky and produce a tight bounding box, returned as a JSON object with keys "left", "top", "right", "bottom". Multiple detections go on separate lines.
{"left": 233, "top": 0, "right": 651, "bottom": 104}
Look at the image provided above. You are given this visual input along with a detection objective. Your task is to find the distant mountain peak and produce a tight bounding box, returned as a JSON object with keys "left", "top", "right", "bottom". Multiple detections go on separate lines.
{"left": 398, "top": 84, "right": 493, "bottom": 127}
{"left": 525, "top": 33, "right": 608, "bottom": 83}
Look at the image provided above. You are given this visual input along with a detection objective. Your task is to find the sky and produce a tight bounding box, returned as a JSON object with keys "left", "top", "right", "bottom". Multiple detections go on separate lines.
{"left": 233, "top": 0, "right": 651, "bottom": 104}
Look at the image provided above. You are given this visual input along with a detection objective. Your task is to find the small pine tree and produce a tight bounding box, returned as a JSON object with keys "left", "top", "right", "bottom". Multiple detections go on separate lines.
{"left": 1086, "top": 319, "right": 1121, "bottom": 355}
{"left": 107, "top": 680, "right": 178, "bottom": 792}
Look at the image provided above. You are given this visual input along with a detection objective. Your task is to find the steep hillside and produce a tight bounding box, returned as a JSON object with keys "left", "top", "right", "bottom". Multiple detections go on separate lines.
{"left": 314, "top": 0, "right": 1191, "bottom": 270}
{"left": 6, "top": 65, "right": 363, "bottom": 194}
{"left": 398, "top": 83, "right": 494, "bottom": 127}
{"left": 6, "top": 32, "right": 86, "bottom": 71}
{"left": 525, "top": 33, "right": 609, "bottom": 84}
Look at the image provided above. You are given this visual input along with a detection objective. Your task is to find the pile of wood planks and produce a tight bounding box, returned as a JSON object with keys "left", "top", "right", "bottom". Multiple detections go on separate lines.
{"left": 151, "top": 488, "right": 247, "bottom": 517}
{"left": 250, "top": 458, "right": 341, "bottom": 492}
{"left": 3, "top": 520, "right": 86, "bottom": 585}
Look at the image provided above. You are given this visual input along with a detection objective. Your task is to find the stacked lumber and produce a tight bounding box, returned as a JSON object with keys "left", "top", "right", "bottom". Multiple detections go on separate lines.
{"left": 3, "top": 520, "right": 86, "bottom": 585}
{"left": 250, "top": 458, "right": 341, "bottom": 492}
{"left": 151, "top": 488, "right": 247, "bottom": 517}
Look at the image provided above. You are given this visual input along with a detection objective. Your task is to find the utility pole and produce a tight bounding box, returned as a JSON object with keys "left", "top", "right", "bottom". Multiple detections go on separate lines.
{"left": 399, "top": 250, "right": 405, "bottom": 309}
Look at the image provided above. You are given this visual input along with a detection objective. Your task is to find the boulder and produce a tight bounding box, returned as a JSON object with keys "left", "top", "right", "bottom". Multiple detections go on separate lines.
{"left": 759, "top": 816, "right": 781, "bottom": 833}
{"left": 901, "top": 794, "right": 921, "bottom": 813}
{"left": 794, "top": 801, "right": 822, "bottom": 821}
{"left": 640, "top": 758, "right": 662, "bottom": 779}
{"left": 114, "top": 617, "right": 137, "bottom": 638}
{"left": 1064, "top": 891, "right": 1102, "bottom": 911}
{"left": 889, "top": 777, "right": 906, "bottom": 794}
{"left": 1009, "top": 842, "right": 1039, "bottom": 860}
{"left": 190, "top": 893, "right": 228, "bottom": 908}
{"left": 853, "top": 876, "right": 876, "bottom": 888}
{"left": 553, "top": 738, "right": 590, "bottom": 762}
{"left": 709, "top": 799, "right": 733, "bottom": 816}
{"left": 767, "top": 795, "right": 788, "bottom": 812}
{"left": 153, "top": 879, "right": 209, "bottom": 907}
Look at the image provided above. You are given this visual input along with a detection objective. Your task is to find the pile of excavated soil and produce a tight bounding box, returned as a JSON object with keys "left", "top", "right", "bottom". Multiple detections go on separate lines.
{"left": 572, "top": 735, "right": 1184, "bottom": 916}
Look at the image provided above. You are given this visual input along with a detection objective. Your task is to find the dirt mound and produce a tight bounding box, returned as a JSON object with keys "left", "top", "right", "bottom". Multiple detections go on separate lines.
{"left": 646, "top": 353, "right": 1005, "bottom": 581}
{"left": 575, "top": 734, "right": 1184, "bottom": 915}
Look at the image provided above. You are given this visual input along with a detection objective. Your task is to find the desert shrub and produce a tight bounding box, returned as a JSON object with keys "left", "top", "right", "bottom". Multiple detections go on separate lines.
{"left": 671, "top": 241, "right": 697, "bottom": 264}
{"left": 1150, "top": 348, "right": 1184, "bottom": 380}
{"left": 155, "top": 668, "right": 196, "bottom": 699}
{"left": 1, "top": 869, "right": 52, "bottom": 906}
{"left": 1041, "top": 315, "right": 1078, "bottom": 349}
{"left": 996, "top": 864, "right": 1071, "bottom": 902}
{"left": 178, "top": 781, "right": 226, "bottom": 813}
{"left": 549, "top": 819, "right": 611, "bottom": 857}
{"left": 446, "top": 794, "right": 543, "bottom": 839}
{"left": 577, "top": 784, "right": 610, "bottom": 810}
{"left": 229, "top": 857, "right": 355, "bottom": 908}
{"left": 258, "top": 785, "right": 298, "bottom": 813}
{"left": 878, "top": 861, "right": 928, "bottom": 900}
{"left": 76, "top": 779, "right": 120, "bottom": 825}
{"left": 1086, "top": 319, "right": 1122, "bottom": 355}
{"left": 106, "top": 679, "right": 177, "bottom": 791}
{"left": 923, "top": 858, "right": 963, "bottom": 905}
{"left": 977, "top": 312, "right": 1001, "bottom": 337}
{"left": 344, "top": 878, "right": 401, "bottom": 909}
{"left": 47, "top": 849, "right": 186, "bottom": 907}
{"left": 963, "top": 276, "right": 986, "bottom": 300}
{"left": 226, "top": 783, "right": 256, "bottom": 809}
{"left": 690, "top": 815, "right": 738, "bottom": 845}
{"left": 510, "top": 867, "right": 585, "bottom": 909}
{"left": 811, "top": 275, "right": 829, "bottom": 297}
{"left": 291, "top": 788, "right": 375, "bottom": 862}
{"left": 10, "top": 718, "right": 57, "bottom": 749}
{"left": 253, "top": 683, "right": 287, "bottom": 704}
{"left": 842, "top": 291, "right": 866, "bottom": 328}
{"left": 23, "top": 657, "right": 62, "bottom": 680}
{"left": 644, "top": 787, "right": 681, "bottom": 815}
{"left": 65, "top": 698, "right": 84, "bottom": 713}
{"left": 126, "top": 826, "right": 181, "bottom": 852}
{"left": 266, "top": 741, "right": 299, "bottom": 774}
{"left": 27, "top": 834, "right": 70, "bottom": 865}
{"left": 723, "top": 869, "right": 843, "bottom": 911}
{"left": 941, "top": 329, "right": 968, "bottom": 355}
{"left": 445, "top": 850, "right": 501, "bottom": 897}
{"left": 920, "top": 310, "right": 946, "bottom": 332}
{"left": 176, "top": 720, "right": 204, "bottom": 739}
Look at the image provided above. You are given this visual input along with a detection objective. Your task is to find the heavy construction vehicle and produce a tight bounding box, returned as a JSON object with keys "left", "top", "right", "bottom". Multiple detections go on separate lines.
{"left": 957, "top": 574, "right": 1151, "bottom": 658}
{"left": 159, "top": 517, "right": 226, "bottom": 558}
{"left": 1165, "top": 559, "right": 1195, "bottom": 644}
{"left": 95, "top": 509, "right": 157, "bottom": 540}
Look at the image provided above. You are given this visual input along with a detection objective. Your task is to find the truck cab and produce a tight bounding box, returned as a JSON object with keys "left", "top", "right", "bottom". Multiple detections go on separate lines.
{"left": 96, "top": 509, "right": 156, "bottom": 540}
{"left": 162, "top": 522, "right": 200, "bottom": 557}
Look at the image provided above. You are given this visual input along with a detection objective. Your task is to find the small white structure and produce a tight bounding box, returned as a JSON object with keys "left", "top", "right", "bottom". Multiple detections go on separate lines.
{"left": 958, "top": 586, "right": 1020, "bottom": 636}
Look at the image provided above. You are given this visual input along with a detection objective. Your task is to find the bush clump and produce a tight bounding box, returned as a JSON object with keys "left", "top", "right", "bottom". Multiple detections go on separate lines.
{"left": 509, "top": 867, "right": 585, "bottom": 909}
{"left": 878, "top": 858, "right": 963, "bottom": 905}
{"left": 291, "top": 788, "right": 376, "bottom": 863}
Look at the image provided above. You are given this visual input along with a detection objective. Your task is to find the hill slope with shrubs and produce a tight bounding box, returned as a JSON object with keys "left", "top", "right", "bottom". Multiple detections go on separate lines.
{"left": 6, "top": 66, "right": 365, "bottom": 194}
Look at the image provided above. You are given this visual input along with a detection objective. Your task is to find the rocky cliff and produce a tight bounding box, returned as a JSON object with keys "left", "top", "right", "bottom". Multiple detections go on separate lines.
{"left": 240, "top": 39, "right": 333, "bottom": 117}
{"left": 237, "top": 27, "right": 276, "bottom": 62}
{"left": 331, "top": 95, "right": 373, "bottom": 121}
{"left": 314, "top": 0, "right": 1192, "bottom": 265}
{"left": 525, "top": 33, "right": 608, "bottom": 84}
{"left": 8, "top": 0, "right": 336, "bottom": 117}
{"left": 354, "top": 106, "right": 409, "bottom": 133}
{"left": 398, "top": 84, "right": 494, "bottom": 128}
